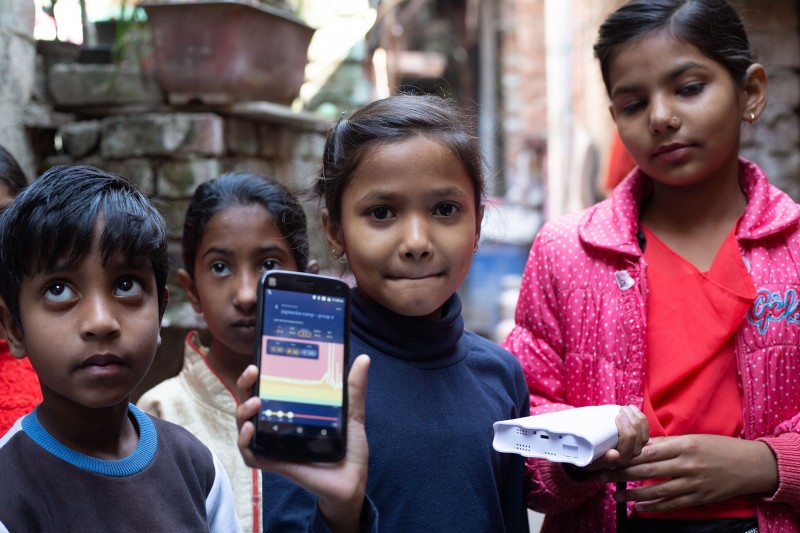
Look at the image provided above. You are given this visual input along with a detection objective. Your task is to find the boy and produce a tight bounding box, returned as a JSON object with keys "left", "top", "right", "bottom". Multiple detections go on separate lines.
{"left": 0, "top": 166, "right": 240, "bottom": 531}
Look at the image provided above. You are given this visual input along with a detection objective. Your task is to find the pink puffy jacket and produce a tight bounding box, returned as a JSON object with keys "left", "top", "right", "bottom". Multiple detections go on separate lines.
{"left": 503, "top": 159, "right": 800, "bottom": 532}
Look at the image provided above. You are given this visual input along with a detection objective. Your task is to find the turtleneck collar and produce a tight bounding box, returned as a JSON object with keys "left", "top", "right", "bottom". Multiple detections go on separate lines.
{"left": 350, "top": 288, "right": 467, "bottom": 367}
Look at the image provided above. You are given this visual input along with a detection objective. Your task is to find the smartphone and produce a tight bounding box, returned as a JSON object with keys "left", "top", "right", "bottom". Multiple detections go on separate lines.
{"left": 250, "top": 270, "right": 350, "bottom": 462}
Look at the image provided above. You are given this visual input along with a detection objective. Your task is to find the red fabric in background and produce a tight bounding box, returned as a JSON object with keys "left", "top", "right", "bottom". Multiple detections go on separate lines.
{"left": 0, "top": 339, "right": 42, "bottom": 436}
{"left": 605, "top": 129, "right": 636, "bottom": 191}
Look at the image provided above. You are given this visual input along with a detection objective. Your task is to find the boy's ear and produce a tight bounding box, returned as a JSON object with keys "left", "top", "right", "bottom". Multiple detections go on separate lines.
{"left": 177, "top": 268, "right": 203, "bottom": 314}
{"left": 742, "top": 63, "right": 768, "bottom": 122}
{"left": 321, "top": 208, "right": 345, "bottom": 257}
{"left": 0, "top": 299, "right": 27, "bottom": 360}
{"left": 157, "top": 286, "right": 168, "bottom": 348}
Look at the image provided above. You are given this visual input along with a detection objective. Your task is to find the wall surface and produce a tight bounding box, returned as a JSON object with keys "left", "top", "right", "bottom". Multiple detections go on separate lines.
{"left": 0, "top": 0, "right": 36, "bottom": 181}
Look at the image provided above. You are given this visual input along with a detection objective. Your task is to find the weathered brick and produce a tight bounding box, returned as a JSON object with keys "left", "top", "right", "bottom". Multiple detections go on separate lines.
{"left": 258, "top": 124, "right": 286, "bottom": 158}
{"left": 157, "top": 197, "right": 192, "bottom": 240}
{"left": 225, "top": 118, "right": 260, "bottom": 156}
{"left": 293, "top": 131, "right": 326, "bottom": 160}
{"left": 58, "top": 120, "right": 101, "bottom": 158}
{"left": 156, "top": 158, "right": 221, "bottom": 198}
{"left": 94, "top": 158, "right": 156, "bottom": 194}
{"left": 48, "top": 64, "right": 164, "bottom": 107}
{"left": 750, "top": 31, "right": 800, "bottom": 68}
{"left": 219, "top": 157, "right": 278, "bottom": 180}
{"left": 101, "top": 113, "right": 224, "bottom": 159}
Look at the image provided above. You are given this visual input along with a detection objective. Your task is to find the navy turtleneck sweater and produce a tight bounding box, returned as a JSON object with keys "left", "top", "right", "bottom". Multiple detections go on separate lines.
{"left": 263, "top": 289, "right": 530, "bottom": 532}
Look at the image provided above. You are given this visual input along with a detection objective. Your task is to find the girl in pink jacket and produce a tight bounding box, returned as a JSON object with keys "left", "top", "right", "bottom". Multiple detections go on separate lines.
{"left": 504, "top": 0, "right": 800, "bottom": 531}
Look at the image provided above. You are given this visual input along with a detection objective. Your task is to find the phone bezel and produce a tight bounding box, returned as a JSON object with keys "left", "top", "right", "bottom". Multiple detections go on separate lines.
{"left": 250, "top": 270, "right": 350, "bottom": 462}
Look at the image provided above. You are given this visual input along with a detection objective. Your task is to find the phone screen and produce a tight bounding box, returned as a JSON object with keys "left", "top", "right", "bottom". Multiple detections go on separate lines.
{"left": 253, "top": 274, "right": 348, "bottom": 460}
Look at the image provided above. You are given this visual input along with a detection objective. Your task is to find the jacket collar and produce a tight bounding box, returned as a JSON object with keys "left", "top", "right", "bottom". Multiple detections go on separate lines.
{"left": 578, "top": 158, "right": 800, "bottom": 255}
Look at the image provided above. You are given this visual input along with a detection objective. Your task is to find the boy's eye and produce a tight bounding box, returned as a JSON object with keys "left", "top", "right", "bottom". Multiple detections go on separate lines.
{"left": 210, "top": 262, "right": 231, "bottom": 276}
{"left": 434, "top": 202, "right": 460, "bottom": 217}
{"left": 115, "top": 278, "right": 143, "bottom": 297}
{"left": 44, "top": 283, "right": 76, "bottom": 303}
{"left": 367, "top": 206, "right": 394, "bottom": 221}
{"left": 259, "top": 259, "right": 280, "bottom": 273}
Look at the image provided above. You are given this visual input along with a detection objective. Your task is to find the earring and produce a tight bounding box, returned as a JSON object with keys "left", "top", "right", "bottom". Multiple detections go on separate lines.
{"left": 473, "top": 243, "right": 479, "bottom": 254}
{"left": 750, "top": 112, "right": 756, "bottom": 122}
{"left": 330, "top": 249, "right": 340, "bottom": 260}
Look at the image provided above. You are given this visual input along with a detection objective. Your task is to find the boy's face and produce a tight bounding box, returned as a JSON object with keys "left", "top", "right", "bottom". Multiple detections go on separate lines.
{"left": 2, "top": 223, "right": 163, "bottom": 410}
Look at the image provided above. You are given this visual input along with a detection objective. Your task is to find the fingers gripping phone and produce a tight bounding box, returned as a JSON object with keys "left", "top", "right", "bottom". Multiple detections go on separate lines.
{"left": 250, "top": 271, "right": 350, "bottom": 462}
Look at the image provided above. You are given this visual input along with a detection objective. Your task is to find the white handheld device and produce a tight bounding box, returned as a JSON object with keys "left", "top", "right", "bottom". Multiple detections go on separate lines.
{"left": 492, "top": 405, "right": 622, "bottom": 467}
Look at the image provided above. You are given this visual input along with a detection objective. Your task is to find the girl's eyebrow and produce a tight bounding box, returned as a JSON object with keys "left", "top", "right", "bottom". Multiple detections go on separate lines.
{"left": 358, "top": 186, "right": 469, "bottom": 204}
{"left": 201, "top": 246, "right": 232, "bottom": 259}
{"left": 610, "top": 61, "right": 708, "bottom": 98}
{"left": 201, "top": 244, "right": 288, "bottom": 259}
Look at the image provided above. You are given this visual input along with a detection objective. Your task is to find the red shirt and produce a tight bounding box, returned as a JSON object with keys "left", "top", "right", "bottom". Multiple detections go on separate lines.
{"left": 640, "top": 223, "right": 756, "bottom": 519}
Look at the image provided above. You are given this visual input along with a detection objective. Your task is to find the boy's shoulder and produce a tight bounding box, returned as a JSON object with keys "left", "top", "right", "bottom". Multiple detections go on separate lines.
{"left": 0, "top": 405, "right": 214, "bottom": 478}
{"left": 0, "top": 407, "right": 231, "bottom": 531}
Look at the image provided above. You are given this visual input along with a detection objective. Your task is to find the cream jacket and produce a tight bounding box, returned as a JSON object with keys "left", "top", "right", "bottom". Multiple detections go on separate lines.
{"left": 137, "top": 331, "right": 261, "bottom": 533}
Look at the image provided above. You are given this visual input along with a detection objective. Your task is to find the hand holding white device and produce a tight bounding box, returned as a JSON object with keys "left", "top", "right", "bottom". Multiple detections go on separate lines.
{"left": 492, "top": 405, "right": 622, "bottom": 467}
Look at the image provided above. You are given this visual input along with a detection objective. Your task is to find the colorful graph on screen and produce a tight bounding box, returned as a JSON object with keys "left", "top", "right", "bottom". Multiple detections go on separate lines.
{"left": 259, "top": 336, "right": 344, "bottom": 407}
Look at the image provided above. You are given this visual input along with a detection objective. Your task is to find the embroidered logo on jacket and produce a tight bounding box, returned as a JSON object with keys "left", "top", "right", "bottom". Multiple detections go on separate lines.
{"left": 746, "top": 288, "right": 800, "bottom": 334}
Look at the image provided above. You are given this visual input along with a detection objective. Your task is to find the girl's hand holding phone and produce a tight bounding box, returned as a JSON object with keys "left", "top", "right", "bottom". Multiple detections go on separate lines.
{"left": 235, "top": 354, "right": 371, "bottom": 533}
{"left": 563, "top": 405, "right": 649, "bottom": 480}
{"left": 602, "top": 434, "right": 779, "bottom": 513}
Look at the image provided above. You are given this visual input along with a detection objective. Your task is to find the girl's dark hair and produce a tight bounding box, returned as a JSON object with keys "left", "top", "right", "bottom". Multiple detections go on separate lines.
{"left": 594, "top": 0, "right": 753, "bottom": 95}
{"left": 314, "top": 93, "right": 486, "bottom": 224}
{"left": 0, "top": 145, "right": 27, "bottom": 195}
{"left": 0, "top": 165, "right": 168, "bottom": 327}
{"left": 182, "top": 172, "right": 311, "bottom": 277}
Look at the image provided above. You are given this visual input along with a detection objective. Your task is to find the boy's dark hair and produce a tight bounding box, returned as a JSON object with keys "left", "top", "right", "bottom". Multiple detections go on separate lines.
{"left": 314, "top": 93, "right": 486, "bottom": 225}
{"left": 0, "top": 145, "right": 27, "bottom": 195}
{"left": 0, "top": 165, "right": 168, "bottom": 327}
{"left": 182, "top": 172, "right": 312, "bottom": 277}
{"left": 594, "top": 0, "right": 753, "bottom": 95}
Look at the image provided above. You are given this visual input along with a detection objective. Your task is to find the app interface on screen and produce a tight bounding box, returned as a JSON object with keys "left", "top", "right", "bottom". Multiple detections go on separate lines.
{"left": 258, "top": 288, "right": 346, "bottom": 433}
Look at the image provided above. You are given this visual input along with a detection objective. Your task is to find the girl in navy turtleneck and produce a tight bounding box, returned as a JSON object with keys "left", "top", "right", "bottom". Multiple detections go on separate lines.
{"left": 254, "top": 93, "right": 531, "bottom": 532}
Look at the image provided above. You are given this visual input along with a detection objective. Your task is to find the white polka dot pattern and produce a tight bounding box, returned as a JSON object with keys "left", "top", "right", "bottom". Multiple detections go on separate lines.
{"left": 502, "top": 159, "right": 800, "bottom": 532}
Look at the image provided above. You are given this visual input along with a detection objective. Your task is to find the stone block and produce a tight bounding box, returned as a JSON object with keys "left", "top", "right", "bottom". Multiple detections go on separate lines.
{"left": 290, "top": 159, "right": 321, "bottom": 190}
{"left": 750, "top": 32, "right": 800, "bottom": 68}
{"left": 752, "top": 115, "right": 800, "bottom": 152}
{"left": 40, "top": 156, "right": 153, "bottom": 196}
{"left": 157, "top": 198, "right": 192, "bottom": 241}
{"left": 258, "top": 124, "right": 283, "bottom": 158}
{"left": 58, "top": 121, "right": 101, "bottom": 158}
{"left": 763, "top": 68, "right": 800, "bottom": 116}
{"left": 43, "top": 154, "right": 75, "bottom": 169}
{"left": 92, "top": 157, "right": 156, "bottom": 194}
{"left": 157, "top": 158, "right": 221, "bottom": 198}
{"left": 744, "top": 0, "right": 799, "bottom": 33}
{"left": 293, "top": 131, "right": 326, "bottom": 161}
{"left": 225, "top": 118, "right": 259, "bottom": 156}
{"left": 101, "top": 113, "right": 224, "bottom": 159}
{"left": 48, "top": 64, "right": 164, "bottom": 107}
{"left": 219, "top": 157, "right": 278, "bottom": 180}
